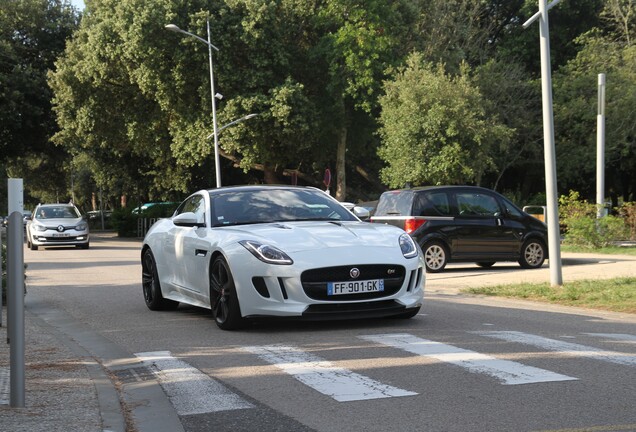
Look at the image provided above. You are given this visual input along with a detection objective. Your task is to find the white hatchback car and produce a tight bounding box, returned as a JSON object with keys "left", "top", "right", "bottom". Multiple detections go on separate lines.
{"left": 26, "top": 203, "right": 90, "bottom": 250}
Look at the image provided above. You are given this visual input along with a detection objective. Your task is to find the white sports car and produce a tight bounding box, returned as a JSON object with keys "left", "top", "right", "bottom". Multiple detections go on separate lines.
{"left": 141, "top": 185, "right": 425, "bottom": 330}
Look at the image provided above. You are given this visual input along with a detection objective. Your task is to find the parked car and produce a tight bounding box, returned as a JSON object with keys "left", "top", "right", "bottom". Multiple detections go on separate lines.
{"left": 132, "top": 202, "right": 179, "bottom": 217}
{"left": 370, "top": 186, "right": 548, "bottom": 273}
{"left": 141, "top": 185, "right": 424, "bottom": 330}
{"left": 26, "top": 203, "right": 90, "bottom": 250}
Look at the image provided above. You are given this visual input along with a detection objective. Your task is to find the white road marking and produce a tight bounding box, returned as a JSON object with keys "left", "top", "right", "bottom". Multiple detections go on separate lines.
{"left": 360, "top": 333, "right": 577, "bottom": 385}
{"left": 584, "top": 333, "right": 636, "bottom": 343}
{"left": 135, "top": 351, "right": 254, "bottom": 415}
{"left": 475, "top": 331, "right": 636, "bottom": 366}
{"left": 242, "top": 345, "right": 417, "bottom": 402}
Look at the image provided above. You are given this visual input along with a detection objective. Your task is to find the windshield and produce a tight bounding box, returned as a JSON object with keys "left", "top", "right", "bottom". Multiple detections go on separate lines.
{"left": 35, "top": 206, "right": 80, "bottom": 220}
{"left": 209, "top": 188, "right": 357, "bottom": 227}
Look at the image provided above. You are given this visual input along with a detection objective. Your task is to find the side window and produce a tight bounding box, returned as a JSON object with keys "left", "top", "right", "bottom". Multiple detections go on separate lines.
{"left": 456, "top": 193, "right": 501, "bottom": 217}
{"left": 501, "top": 197, "right": 523, "bottom": 218}
{"left": 414, "top": 192, "right": 451, "bottom": 216}
{"left": 176, "top": 195, "right": 205, "bottom": 222}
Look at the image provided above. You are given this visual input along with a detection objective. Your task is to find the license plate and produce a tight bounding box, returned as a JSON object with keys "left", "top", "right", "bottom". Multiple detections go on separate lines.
{"left": 52, "top": 233, "right": 70, "bottom": 238}
{"left": 327, "top": 279, "right": 384, "bottom": 296}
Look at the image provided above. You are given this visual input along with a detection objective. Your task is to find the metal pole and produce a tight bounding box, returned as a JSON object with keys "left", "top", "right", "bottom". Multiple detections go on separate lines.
{"left": 537, "top": 0, "right": 563, "bottom": 286}
{"left": 208, "top": 18, "right": 221, "bottom": 188}
{"left": 596, "top": 73, "right": 606, "bottom": 218}
{"left": 8, "top": 211, "right": 25, "bottom": 407}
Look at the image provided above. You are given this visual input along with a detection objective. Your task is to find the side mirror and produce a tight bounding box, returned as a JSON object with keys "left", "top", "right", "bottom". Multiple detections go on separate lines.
{"left": 353, "top": 206, "right": 370, "bottom": 220}
{"left": 173, "top": 212, "right": 205, "bottom": 227}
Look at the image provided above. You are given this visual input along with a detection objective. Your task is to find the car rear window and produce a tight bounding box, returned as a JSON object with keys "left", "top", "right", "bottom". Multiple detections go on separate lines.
{"left": 374, "top": 191, "right": 414, "bottom": 216}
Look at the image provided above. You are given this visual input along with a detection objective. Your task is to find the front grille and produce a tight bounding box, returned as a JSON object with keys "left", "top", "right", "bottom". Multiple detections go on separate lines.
{"left": 301, "top": 264, "right": 405, "bottom": 301}
{"left": 42, "top": 236, "right": 82, "bottom": 242}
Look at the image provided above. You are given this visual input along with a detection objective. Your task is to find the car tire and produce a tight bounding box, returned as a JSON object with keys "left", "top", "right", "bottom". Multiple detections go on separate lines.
{"left": 476, "top": 262, "right": 496, "bottom": 268}
{"left": 77, "top": 243, "right": 89, "bottom": 249}
{"left": 210, "top": 256, "right": 244, "bottom": 330}
{"left": 30, "top": 240, "right": 38, "bottom": 251}
{"left": 423, "top": 241, "right": 448, "bottom": 273}
{"left": 519, "top": 239, "right": 546, "bottom": 269}
{"left": 142, "top": 249, "right": 179, "bottom": 311}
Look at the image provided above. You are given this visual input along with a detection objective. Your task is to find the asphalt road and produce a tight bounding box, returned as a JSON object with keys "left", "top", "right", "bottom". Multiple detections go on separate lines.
{"left": 21, "top": 232, "right": 636, "bottom": 432}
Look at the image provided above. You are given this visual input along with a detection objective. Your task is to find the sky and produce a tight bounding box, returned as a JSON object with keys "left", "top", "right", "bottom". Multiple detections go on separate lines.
{"left": 70, "top": 0, "right": 85, "bottom": 10}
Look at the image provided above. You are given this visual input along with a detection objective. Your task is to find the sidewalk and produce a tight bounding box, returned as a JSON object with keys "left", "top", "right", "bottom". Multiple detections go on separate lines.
{"left": 1, "top": 249, "right": 635, "bottom": 431}
{"left": 0, "top": 311, "right": 107, "bottom": 431}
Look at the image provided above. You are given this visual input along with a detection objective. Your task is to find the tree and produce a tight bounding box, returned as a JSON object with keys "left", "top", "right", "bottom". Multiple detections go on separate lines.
{"left": 473, "top": 58, "right": 543, "bottom": 193}
{"left": 377, "top": 53, "right": 513, "bottom": 188}
{"left": 0, "top": 0, "right": 79, "bottom": 205}
{"left": 554, "top": 0, "right": 636, "bottom": 203}
{"left": 310, "top": 0, "right": 410, "bottom": 200}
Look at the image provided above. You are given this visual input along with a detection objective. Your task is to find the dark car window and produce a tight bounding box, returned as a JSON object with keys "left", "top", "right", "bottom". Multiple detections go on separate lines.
{"left": 501, "top": 196, "right": 523, "bottom": 218}
{"left": 414, "top": 192, "right": 451, "bottom": 216}
{"left": 209, "top": 188, "right": 357, "bottom": 226}
{"left": 456, "top": 192, "right": 501, "bottom": 217}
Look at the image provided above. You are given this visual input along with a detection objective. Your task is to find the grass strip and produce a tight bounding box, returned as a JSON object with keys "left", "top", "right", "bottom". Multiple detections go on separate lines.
{"left": 464, "top": 277, "right": 636, "bottom": 314}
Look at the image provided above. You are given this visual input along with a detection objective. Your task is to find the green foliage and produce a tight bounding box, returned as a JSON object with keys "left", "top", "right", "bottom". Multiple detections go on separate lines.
{"left": 0, "top": 0, "right": 80, "bottom": 205}
{"left": 559, "top": 190, "right": 629, "bottom": 247}
{"left": 4, "top": 0, "right": 634, "bottom": 208}
{"left": 554, "top": 7, "right": 636, "bottom": 202}
{"left": 110, "top": 206, "right": 138, "bottom": 238}
{"left": 377, "top": 54, "right": 513, "bottom": 188}
{"left": 617, "top": 202, "right": 636, "bottom": 240}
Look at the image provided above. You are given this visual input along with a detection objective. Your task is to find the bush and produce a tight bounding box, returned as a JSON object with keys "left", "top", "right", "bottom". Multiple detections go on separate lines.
{"left": 559, "top": 190, "right": 629, "bottom": 248}
{"left": 617, "top": 202, "right": 636, "bottom": 240}
{"left": 111, "top": 206, "right": 139, "bottom": 237}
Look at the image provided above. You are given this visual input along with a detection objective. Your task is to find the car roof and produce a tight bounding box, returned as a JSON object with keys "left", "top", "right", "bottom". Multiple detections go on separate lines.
{"left": 381, "top": 185, "right": 494, "bottom": 194}
{"left": 38, "top": 203, "right": 76, "bottom": 207}
{"left": 205, "top": 185, "right": 322, "bottom": 194}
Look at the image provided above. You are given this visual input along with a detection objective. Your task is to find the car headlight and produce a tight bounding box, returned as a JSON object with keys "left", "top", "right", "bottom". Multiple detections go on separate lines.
{"left": 76, "top": 223, "right": 87, "bottom": 231}
{"left": 33, "top": 224, "right": 47, "bottom": 232}
{"left": 399, "top": 233, "right": 418, "bottom": 259}
{"left": 239, "top": 240, "right": 293, "bottom": 265}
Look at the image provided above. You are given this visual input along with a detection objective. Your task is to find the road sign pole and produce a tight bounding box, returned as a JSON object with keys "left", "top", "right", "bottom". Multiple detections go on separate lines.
{"left": 8, "top": 211, "right": 25, "bottom": 407}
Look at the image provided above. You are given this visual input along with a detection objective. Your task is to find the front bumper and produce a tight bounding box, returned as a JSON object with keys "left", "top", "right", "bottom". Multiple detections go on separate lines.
{"left": 230, "top": 246, "right": 425, "bottom": 319}
{"left": 31, "top": 232, "right": 90, "bottom": 247}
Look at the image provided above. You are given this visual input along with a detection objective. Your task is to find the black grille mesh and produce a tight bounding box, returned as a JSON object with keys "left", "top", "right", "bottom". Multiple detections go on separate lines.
{"left": 301, "top": 264, "right": 405, "bottom": 301}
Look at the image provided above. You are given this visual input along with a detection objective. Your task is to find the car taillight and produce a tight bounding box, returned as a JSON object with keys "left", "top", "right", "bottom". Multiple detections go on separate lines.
{"left": 404, "top": 218, "right": 426, "bottom": 234}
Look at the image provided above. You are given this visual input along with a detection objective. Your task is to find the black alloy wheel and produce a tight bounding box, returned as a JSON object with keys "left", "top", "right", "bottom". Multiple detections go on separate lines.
{"left": 210, "top": 256, "right": 244, "bottom": 330}
{"left": 142, "top": 249, "right": 178, "bottom": 311}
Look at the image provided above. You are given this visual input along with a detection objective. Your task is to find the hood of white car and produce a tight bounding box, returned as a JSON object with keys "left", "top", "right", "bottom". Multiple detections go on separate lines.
{"left": 35, "top": 217, "right": 84, "bottom": 227}
{"left": 229, "top": 221, "right": 403, "bottom": 253}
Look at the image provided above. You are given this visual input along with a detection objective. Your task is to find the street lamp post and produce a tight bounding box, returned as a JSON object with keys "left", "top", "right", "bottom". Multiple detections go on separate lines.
{"left": 166, "top": 18, "right": 223, "bottom": 188}
{"left": 207, "top": 113, "right": 259, "bottom": 139}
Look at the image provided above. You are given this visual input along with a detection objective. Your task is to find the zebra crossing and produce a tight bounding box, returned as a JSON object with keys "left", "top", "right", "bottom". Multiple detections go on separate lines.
{"left": 135, "top": 331, "right": 635, "bottom": 416}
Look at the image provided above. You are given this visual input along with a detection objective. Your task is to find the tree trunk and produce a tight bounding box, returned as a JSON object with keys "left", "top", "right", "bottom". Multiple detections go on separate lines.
{"left": 263, "top": 163, "right": 281, "bottom": 184}
{"left": 335, "top": 125, "right": 347, "bottom": 201}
